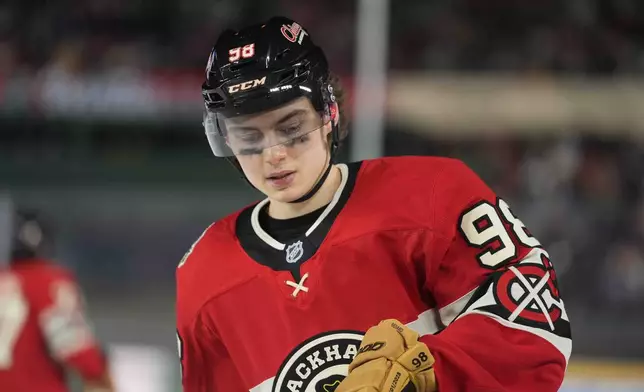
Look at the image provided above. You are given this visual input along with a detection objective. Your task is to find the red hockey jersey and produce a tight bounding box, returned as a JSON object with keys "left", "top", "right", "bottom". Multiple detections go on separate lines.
{"left": 176, "top": 156, "right": 571, "bottom": 392}
{"left": 0, "top": 259, "right": 107, "bottom": 392}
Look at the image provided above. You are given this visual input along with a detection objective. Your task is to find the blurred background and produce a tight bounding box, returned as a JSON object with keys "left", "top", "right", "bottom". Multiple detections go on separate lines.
{"left": 1, "top": 0, "right": 644, "bottom": 390}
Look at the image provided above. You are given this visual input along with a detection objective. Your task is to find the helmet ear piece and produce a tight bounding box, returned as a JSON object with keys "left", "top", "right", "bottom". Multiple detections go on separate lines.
{"left": 329, "top": 102, "right": 339, "bottom": 126}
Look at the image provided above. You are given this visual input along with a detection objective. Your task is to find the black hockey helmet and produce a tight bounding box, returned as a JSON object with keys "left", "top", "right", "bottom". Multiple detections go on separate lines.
{"left": 201, "top": 16, "right": 346, "bottom": 203}
{"left": 201, "top": 16, "right": 343, "bottom": 158}
{"left": 10, "top": 209, "right": 51, "bottom": 262}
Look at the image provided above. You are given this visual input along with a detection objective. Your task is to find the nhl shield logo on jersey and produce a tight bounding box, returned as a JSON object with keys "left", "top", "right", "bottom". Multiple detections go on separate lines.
{"left": 271, "top": 331, "right": 364, "bottom": 392}
{"left": 285, "top": 240, "right": 304, "bottom": 264}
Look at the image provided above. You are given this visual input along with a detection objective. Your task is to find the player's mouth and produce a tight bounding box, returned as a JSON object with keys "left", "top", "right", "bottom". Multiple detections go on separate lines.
{"left": 267, "top": 171, "right": 295, "bottom": 188}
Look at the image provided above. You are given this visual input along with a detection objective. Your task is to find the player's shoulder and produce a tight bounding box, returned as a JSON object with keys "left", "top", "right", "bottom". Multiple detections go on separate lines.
{"left": 10, "top": 259, "right": 73, "bottom": 283}
{"left": 351, "top": 156, "right": 494, "bottom": 227}
{"left": 357, "top": 155, "right": 481, "bottom": 192}
{"left": 176, "top": 207, "right": 246, "bottom": 271}
{"left": 360, "top": 155, "right": 471, "bottom": 177}
{"left": 7, "top": 260, "right": 76, "bottom": 306}
{"left": 175, "top": 206, "right": 255, "bottom": 323}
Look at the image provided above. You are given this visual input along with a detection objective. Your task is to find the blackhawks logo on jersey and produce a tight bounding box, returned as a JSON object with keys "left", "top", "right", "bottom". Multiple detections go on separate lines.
{"left": 271, "top": 331, "right": 364, "bottom": 392}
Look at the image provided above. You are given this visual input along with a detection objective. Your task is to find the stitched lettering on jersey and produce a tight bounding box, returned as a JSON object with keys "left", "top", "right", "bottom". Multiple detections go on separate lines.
{"left": 272, "top": 331, "right": 364, "bottom": 392}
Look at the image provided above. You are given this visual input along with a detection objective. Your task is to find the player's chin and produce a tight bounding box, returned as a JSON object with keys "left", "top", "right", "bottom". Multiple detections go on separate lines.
{"left": 268, "top": 188, "right": 304, "bottom": 203}
{"left": 265, "top": 182, "right": 308, "bottom": 203}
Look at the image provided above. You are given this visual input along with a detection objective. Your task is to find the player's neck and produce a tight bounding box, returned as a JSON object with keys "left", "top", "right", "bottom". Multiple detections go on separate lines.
{"left": 267, "top": 164, "right": 341, "bottom": 220}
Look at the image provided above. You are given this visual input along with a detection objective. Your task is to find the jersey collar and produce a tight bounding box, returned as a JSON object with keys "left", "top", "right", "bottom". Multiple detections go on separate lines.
{"left": 249, "top": 163, "right": 350, "bottom": 250}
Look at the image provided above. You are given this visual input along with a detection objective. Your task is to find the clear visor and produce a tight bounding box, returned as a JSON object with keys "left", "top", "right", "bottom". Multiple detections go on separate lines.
{"left": 204, "top": 104, "right": 331, "bottom": 157}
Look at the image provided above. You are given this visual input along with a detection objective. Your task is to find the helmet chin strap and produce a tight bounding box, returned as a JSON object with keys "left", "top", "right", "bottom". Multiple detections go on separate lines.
{"left": 288, "top": 132, "right": 340, "bottom": 204}
{"left": 288, "top": 159, "right": 333, "bottom": 204}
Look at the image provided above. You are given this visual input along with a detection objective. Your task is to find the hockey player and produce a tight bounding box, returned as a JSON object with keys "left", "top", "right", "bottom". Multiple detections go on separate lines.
{"left": 0, "top": 206, "right": 114, "bottom": 392}
{"left": 176, "top": 16, "right": 571, "bottom": 392}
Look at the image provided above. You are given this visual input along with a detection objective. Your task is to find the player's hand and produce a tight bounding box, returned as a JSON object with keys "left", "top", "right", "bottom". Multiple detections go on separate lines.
{"left": 336, "top": 319, "right": 436, "bottom": 392}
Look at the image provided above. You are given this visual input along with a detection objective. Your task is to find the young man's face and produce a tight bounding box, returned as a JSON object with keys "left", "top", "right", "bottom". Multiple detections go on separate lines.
{"left": 224, "top": 97, "right": 333, "bottom": 203}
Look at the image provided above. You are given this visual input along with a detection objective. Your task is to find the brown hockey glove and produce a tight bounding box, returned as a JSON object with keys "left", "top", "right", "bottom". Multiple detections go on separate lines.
{"left": 336, "top": 319, "right": 437, "bottom": 392}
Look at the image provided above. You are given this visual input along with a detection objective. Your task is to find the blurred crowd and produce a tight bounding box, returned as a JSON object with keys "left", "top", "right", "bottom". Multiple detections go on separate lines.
{"left": 390, "top": 0, "right": 644, "bottom": 74}
{"left": 3, "top": 0, "right": 644, "bottom": 76}
{"left": 1, "top": 0, "right": 644, "bottom": 358}
{"left": 0, "top": 0, "right": 354, "bottom": 77}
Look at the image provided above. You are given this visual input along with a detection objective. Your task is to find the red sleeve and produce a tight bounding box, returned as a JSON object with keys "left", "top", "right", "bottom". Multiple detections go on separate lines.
{"left": 176, "top": 310, "right": 246, "bottom": 392}
{"left": 36, "top": 274, "right": 108, "bottom": 380}
{"left": 418, "top": 159, "right": 571, "bottom": 392}
{"left": 63, "top": 346, "right": 108, "bottom": 381}
{"left": 176, "top": 225, "right": 247, "bottom": 392}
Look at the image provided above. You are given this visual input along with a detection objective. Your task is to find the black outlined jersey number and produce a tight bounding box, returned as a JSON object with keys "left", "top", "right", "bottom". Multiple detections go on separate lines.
{"left": 459, "top": 198, "right": 540, "bottom": 268}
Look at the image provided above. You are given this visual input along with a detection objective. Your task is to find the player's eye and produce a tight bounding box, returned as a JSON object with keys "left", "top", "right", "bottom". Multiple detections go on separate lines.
{"left": 277, "top": 123, "right": 302, "bottom": 136}
{"left": 283, "top": 134, "right": 310, "bottom": 147}
{"left": 238, "top": 148, "right": 262, "bottom": 156}
{"left": 238, "top": 133, "right": 263, "bottom": 143}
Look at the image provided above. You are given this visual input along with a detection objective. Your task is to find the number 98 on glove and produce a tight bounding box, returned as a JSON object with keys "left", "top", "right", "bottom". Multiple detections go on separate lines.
{"left": 336, "top": 319, "right": 437, "bottom": 392}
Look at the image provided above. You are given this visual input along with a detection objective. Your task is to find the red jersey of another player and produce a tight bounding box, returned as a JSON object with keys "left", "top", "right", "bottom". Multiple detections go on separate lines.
{"left": 0, "top": 259, "right": 108, "bottom": 392}
{"left": 176, "top": 156, "right": 572, "bottom": 392}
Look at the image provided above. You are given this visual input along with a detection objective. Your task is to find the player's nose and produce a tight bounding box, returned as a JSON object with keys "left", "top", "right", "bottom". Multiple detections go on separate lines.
{"left": 264, "top": 143, "right": 287, "bottom": 165}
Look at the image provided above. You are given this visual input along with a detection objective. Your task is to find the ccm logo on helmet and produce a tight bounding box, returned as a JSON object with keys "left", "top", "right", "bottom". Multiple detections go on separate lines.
{"left": 228, "top": 77, "right": 267, "bottom": 94}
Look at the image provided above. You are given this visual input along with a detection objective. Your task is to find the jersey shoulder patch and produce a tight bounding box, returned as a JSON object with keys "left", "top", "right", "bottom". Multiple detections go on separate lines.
{"left": 177, "top": 207, "right": 250, "bottom": 269}
{"left": 178, "top": 223, "right": 216, "bottom": 269}
{"left": 460, "top": 247, "right": 572, "bottom": 361}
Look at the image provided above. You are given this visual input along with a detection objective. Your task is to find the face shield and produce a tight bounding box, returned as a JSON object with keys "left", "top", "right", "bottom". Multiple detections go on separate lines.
{"left": 203, "top": 96, "right": 332, "bottom": 157}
